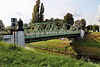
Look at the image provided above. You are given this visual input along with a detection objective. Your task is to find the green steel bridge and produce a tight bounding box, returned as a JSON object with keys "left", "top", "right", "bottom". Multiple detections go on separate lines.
{"left": 24, "top": 22, "right": 81, "bottom": 43}
{"left": 0, "top": 21, "right": 81, "bottom": 43}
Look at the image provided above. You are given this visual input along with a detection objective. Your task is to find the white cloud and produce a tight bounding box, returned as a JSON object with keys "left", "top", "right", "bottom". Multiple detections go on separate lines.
{"left": 56, "top": 6, "right": 81, "bottom": 19}
{"left": 15, "top": 11, "right": 23, "bottom": 16}
{"left": 60, "top": 0, "right": 68, "bottom": 4}
{"left": 0, "top": 0, "right": 33, "bottom": 26}
{"left": 96, "top": 5, "right": 100, "bottom": 21}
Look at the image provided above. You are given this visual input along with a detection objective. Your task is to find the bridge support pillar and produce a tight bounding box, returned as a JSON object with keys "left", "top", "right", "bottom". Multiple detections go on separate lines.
{"left": 2, "top": 18, "right": 25, "bottom": 47}
{"left": 2, "top": 31, "right": 25, "bottom": 47}
{"left": 16, "top": 31, "right": 25, "bottom": 47}
{"left": 16, "top": 19, "right": 25, "bottom": 47}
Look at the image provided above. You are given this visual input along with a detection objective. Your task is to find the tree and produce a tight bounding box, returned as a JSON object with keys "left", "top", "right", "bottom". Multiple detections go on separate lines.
{"left": 29, "top": 22, "right": 32, "bottom": 26}
{"left": 0, "top": 20, "right": 4, "bottom": 29}
{"left": 23, "top": 23, "right": 28, "bottom": 27}
{"left": 31, "top": 0, "right": 40, "bottom": 23}
{"left": 44, "top": 19, "right": 49, "bottom": 22}
{"left": 87, "top": 25, "right": 93, "bottom": 30}
{"left": 31, "top": 0, "right": 45, "bottom": 23}
{"left": 5, "top": 26, "right": 11, "bottom": 29}
{"left": 74, "top": 20, "right": 81, "bottom": 29}
{"left": 31, "top": 5, "right": 36, "bottom": 23}
{"left": 86, "top": 25, "right": 99, "bottom": 32}
{"left": 92, "top": 25, "right": 99, "bottom": 32}
{"left": 64, "top": 13, "right": 74, "bottom": 30}
{"left": 64, "top": 13, "right": 74, "bottom": 25}
{"left": 94, "top": 25, "right": 99, "bottom": 32}
{"left": 54, "top": 18, "right": 62, "bottom": 21}
{"left": 50, "top": 17, "right": 54, "bottom": 21}
{"left": 80, "top": 19, "right": 86, "bottom": 30}
{"left": 74, "top": 19, "right": 86, "bottom": 30}
{"left": 40, "top": 3, "right": 44, "bottom": 22}
{"left": 44, "top": 17, "right": 54, "bottom": 21}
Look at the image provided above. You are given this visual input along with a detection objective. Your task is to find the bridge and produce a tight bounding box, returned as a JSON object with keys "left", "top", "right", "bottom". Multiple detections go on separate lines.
{"left": 24, "top": 21, "right": 81, "bottom": 43}
{"left": 0, "top": 21, "right": 81, "bottom": 46}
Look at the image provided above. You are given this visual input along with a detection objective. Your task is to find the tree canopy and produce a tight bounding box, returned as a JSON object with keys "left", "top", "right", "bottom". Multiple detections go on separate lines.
{"left": 63, "top": 13, "right": 74, "bottom": 30}
{"left": 31, "top": 0, "right": 44, "bottom": 23}
{"left": 74, "top": 20, "right": 80, "bottom": 29}
{"left": 80, "top": 19, "right": 86, "bottom": 30}
{"left": 0, "top": 20, "right": 4, "bottom": 29}
{"left": 64, "top": 13, "right": 74, "bottom": 25}
{"left": 74, "top": 19, "right": 86, "bottom": 30}
{"left": 23, "top": 23, "right": 28, "bottom": 27}
{"left": 86, "top": 25, "right": 99, "bottom": 32}
{"left": 40, "top": 3, "right": 44, "bottom": 22}
{"left": 44, "top": 18, "right": 62, "bottom": 22}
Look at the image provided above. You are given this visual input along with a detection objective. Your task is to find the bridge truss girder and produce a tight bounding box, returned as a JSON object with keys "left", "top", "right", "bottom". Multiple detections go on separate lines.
{"left": 24, "top": 22, "right": 80, "bottom": 39}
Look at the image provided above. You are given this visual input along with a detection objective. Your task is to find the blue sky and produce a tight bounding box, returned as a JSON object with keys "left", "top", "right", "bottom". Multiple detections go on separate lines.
{"left": 0, "top": 0, "right": 100, "bottom": 26}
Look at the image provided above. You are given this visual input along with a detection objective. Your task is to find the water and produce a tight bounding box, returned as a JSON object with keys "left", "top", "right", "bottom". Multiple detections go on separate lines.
{"left": 76, "top": 55, "right": 100, "bottom": 64}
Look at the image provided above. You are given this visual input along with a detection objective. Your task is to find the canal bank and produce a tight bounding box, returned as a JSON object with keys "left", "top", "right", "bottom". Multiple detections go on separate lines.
{"left": 71, "top": 32, "right": 100, "bottom": 64}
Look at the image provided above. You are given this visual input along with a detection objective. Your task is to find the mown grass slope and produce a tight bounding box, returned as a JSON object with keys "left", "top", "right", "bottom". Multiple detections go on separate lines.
{"left": 26, "top": 39, "right": 76, "bottom": 55}
{"left": 0, "top": 41, "right": 99, "bottom": 67}
{"left": 72, "top": 32, "right": 100, "bottom": 59}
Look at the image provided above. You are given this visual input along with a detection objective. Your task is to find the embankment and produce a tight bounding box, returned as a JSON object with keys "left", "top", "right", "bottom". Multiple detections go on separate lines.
{"left": 72, "top": 32, "right": 100, "bottom": 60}
{"left": 0, "top": 41, "right": 99, "bottom": 67}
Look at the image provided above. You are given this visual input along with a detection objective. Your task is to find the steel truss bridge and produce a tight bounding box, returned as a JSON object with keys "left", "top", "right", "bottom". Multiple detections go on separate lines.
{"left": 24, "top": 22, "right": 81, "bottom": 43}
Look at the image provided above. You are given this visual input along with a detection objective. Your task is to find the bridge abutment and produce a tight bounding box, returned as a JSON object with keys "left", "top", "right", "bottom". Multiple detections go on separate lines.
{"left": 16, "top": 31, "right": 25, "bottom": 47}
{"left": 2, "top": 18, "right": 25, "bottom": 47}
{"left": 3, "top": 30, "right": 25, "bottom": 47}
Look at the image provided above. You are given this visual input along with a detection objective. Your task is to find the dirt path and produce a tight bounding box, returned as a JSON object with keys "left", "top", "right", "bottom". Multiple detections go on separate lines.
{"left": 25, "top": 46, "right": 35, "bottom": 51}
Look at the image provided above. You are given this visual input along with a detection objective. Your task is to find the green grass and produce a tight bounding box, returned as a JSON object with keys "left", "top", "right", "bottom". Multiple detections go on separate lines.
{"left": 73, "top": 32, "right": 100, "bottom": 48}
{"left": 0, "top": 41, "right": 99, "bottom": 67}
{"left": 72, "top": 32, "right": 100, "bottom": 59}
{"left": 74, "top": 42, "right": 100, "bottom": 48}
{"left": 26, "top": 39, "right": 75, "bottom": 55}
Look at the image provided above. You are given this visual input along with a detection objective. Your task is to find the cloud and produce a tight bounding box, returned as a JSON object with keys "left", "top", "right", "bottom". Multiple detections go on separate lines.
{"left": 15, "top": 11, "right": 23, "bottom": 16}
{"left": 59, "top": 0, "right": 74, "bottom": 4}
{"left": 73, "top": 11, "right": 81, "bottom": 17}
{"left": 60, "top": 0, "right": 68, "bottom": 4}
{"left": 95, "top": 5, "right": 100, "bottom": 21}
{"left": 56, "top": 6, "right": 81, "bottom": 18}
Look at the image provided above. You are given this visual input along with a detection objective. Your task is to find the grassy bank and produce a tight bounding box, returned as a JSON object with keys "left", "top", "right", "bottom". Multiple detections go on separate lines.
{"left": 73, "top": 32, "right": 100, "bottom": 47}
{"left": 26, "top": 39, "right": 76, "bottom": 56}
{"left": 0, "top": 41, "right": 99, "bottom": 67}
{"left": 72, "top": 32, "right": 100, "bottom": 59}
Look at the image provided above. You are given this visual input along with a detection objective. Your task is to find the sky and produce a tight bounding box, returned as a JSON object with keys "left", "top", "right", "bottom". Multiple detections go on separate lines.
{"left": 0, "top": 0, "right": 100, "bottom": 27}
